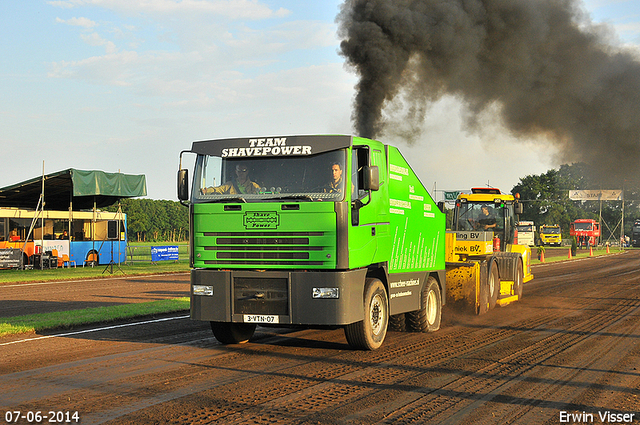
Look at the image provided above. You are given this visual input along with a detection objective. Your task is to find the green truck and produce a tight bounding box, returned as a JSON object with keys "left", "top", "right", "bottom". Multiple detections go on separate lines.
{"left": 178, "top": 135, "right": 446, "bottom": 350}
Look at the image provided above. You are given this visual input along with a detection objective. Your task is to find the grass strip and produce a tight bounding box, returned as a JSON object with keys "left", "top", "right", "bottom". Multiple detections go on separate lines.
{"left": 531, "top": 248, "right": 624, "bottom": 265}
{"left": 0, "top": 261, "right": 190, "bottom": 284}
{"left": 0, "top": 297, "right": 190, "bottom": 337}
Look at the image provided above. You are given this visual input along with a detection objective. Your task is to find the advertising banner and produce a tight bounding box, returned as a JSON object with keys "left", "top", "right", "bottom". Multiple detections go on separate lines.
{"left": 444, "top": 191, "right": 461, "bottom": 201}
{"left": 0, "top": 248, "right": 22, "bottom": 268}
{"left": 41, "top": 240, "right": 70, "bottom": 258}
{"left": 568, "top": 190, "right": 622, "bottom": 201}
{"left": 151, "top": 246, "right": 179, "bottom": 262}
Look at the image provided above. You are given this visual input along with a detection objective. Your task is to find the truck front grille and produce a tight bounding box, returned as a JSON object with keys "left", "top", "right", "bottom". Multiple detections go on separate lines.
{"left": 234, "top": 277, "right": 288, "bottom": 315}
{"left": 202, "top": 231, "right": 328, "bottom": 266}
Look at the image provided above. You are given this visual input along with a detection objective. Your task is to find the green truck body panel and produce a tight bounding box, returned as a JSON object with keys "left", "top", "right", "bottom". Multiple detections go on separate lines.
{"left": 386, "top": 146, "right": 445, "bottom": 274}
{"left": 192, "top": 201, "right": 339, "bottom": 269}
{"left": 186, "top": 135, "right": 446, "bottom": 327}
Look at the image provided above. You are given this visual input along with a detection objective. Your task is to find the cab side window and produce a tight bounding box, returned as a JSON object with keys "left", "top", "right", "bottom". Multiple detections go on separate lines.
{"left": 351, "top": 147, "right": 370, "bottom": 201}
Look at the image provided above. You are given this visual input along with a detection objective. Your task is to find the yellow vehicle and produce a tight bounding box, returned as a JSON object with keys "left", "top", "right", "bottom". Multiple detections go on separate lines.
{"left": 540, "top": 224, "right": 562, "bottom": 246}
{"left": 444, "top": 188, "right": 534, "bottom": 314}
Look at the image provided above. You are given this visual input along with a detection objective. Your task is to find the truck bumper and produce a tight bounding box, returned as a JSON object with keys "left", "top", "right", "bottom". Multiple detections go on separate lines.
{"left": 190, "top": 268, "right": 367, "bottom": 326}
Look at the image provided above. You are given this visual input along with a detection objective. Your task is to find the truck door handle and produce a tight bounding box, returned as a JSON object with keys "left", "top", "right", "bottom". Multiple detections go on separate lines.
{"left": 372, "top": 227, "right": 376, "bottom": 236}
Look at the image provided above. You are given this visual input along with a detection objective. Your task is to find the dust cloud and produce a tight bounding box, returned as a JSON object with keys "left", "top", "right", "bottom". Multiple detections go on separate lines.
{"left": 337, "top": 0, "right": 640, "bottom": 185}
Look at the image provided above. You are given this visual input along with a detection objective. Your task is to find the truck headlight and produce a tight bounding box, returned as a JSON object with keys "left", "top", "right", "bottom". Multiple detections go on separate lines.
{"left": 193, "top": 285, "right": 214, "bottom": 296}
{"left": 313, "top": 287, "right": 339, "bottom": 299}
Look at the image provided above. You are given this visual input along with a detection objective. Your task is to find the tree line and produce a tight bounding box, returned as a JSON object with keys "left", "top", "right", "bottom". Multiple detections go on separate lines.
{"left": 106, "top": 199, "right": 189, "bottom": 242}
{"left": 108, "top": 162, "right": 640, "bottom": 244}
{"left": 511, "top": 163, "right": 640, "bottom": 243}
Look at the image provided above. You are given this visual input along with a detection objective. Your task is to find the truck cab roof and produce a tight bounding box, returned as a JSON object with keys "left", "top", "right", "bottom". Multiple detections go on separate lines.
{"left": 458, "top": 191, "right": 515, "bottom": 203}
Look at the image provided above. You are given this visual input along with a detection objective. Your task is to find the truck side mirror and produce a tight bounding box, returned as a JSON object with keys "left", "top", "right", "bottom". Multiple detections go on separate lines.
{"left": 363, "top": 166, "right": 379, "bottom": 191}
{"left": 514, "top": 202, "right": 523, "bottom": 215}
{"left": 437, "top": 201, "right": 445, "bottom": 213}
{"left": 177, "top": 169, "right": 189, "bottom": 201}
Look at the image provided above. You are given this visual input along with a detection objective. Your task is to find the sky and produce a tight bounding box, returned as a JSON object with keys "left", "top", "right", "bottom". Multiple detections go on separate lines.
{"left": 1, "top": 0, "right": 640, "bottom": 202}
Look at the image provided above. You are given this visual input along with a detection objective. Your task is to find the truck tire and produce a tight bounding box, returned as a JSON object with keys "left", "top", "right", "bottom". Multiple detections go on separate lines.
{"left": 406, "top": 276, "right": 442, "bottom": 332}
{"left": 488, "top": 261, "right": 499, "bottom": 309}
{"left": 514, "top": 260, "right": 524, "bottom": 300}
{"left": 85, "top": 251, "right": 99, "bottom": 267}
{"left": 344, "top": 278, "right": 388, "bottom": 350}
{"left": 210, "top": 322, "right": 256, "bottom": 344}
{"left": 388, "top": 314, "right": 406, "bottom": 332}
{"left": 478, "top": 268, "right": 492, "bottom": 315}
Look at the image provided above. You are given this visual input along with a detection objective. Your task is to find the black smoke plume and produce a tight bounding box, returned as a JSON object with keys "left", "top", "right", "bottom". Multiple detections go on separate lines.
{"left": 337, "top": 0, "right": 640, "bottom": 185}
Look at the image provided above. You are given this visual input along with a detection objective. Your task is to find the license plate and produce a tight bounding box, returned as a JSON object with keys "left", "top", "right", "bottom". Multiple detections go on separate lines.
{"left": 243, "top": 314, "right": 279, "bottom": 324}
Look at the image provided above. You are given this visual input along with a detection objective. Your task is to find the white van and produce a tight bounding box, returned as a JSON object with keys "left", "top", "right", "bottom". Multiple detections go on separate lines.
{"left": 516, "top": 221, "right": 536, "bottom": 247}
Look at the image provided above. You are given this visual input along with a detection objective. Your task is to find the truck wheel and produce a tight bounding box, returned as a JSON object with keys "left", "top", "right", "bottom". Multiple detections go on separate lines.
{"left": 388, "top": 314, "right": 406, "bottom": 332}
{"left": 478, "top": 271, "right": 491, "bottom": 315}
{"left": 488, "top": 262, "right": 499, "bottom": 309}
{"left": 514, "top": 261, "right": 524, "bottom": 300}
{"left": 210, "top": 322, "right": 256, "bottom": 344}
{"left": 85, "top": 251, "right": 99, "bottom": 267}
{"left": 407, "top": 276, "right": 441, "bottom": 332}
{"left": 344, "top": 278, "right": 388, "bottom": 350}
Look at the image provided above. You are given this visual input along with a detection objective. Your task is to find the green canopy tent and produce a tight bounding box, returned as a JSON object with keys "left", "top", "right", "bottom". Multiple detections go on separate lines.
{"left": 0, "top": 168, "right": 147, "bottom": 211}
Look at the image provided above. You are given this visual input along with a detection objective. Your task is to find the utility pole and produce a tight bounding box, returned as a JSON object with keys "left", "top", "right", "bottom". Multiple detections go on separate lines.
{"left": 621, "top": 186, "right": 625, "bottom": 249}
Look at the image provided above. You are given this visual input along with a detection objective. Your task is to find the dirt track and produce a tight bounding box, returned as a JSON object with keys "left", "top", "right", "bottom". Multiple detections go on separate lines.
{"left": 1, "top": 252, "right": 639, "bottom": 424}
{"left": 0, "top": 272, "right": 190, "bottom": 317}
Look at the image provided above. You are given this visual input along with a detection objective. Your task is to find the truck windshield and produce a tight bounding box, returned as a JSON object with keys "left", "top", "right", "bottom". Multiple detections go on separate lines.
{"left": 517, "top": 225, "right": 533, "bottom": 233}
{"left": 542, "top": 227, "right": 561, "bottom": 234}
{"left": 455, "top": 202, "right": 505, "bottom": 232}
{"left": 192, "top": 150, "right": 347, "bottom": 203}
{"left": 574, "top": 223, "right": 593, "bottom": 231}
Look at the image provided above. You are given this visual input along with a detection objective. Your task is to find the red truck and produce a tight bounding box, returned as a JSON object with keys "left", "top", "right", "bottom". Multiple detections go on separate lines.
{"left": 570, "top": 219, "right": 600, "bottom": 248}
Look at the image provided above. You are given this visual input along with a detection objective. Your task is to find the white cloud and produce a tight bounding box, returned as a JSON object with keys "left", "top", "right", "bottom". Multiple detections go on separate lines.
{"left": 48, "top": 1, "right": 76, "bottom": 9}
{"left": 615, "top": 21, "right": 640, "bottom": 39}
{"left": 48, "top": 0, "right": 290, "bottom": 20}
{"left": 48, "top": 50, "right": 143, "bottom": 85}
{"left": 81, "top": 32, "right": 118, "bottom": 54}
{"left": 55, "top": 16, "right": 97, "bottom": 28}
{"left": 46, "top": 10, "right": 340, "bottom": 92}
{"left": 270, "top": 20, "right": 338, "bottom": 49}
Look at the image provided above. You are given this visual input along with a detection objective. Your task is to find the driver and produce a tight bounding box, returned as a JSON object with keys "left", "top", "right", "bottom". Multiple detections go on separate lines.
{"left": 323, "top": 161, "right": 344, "bottom": 194}
{"left": 477, "top": 205, "right": 497, "bottom": 231}
{"left": 202, "top": 164, "right": 260, "bottom": 195}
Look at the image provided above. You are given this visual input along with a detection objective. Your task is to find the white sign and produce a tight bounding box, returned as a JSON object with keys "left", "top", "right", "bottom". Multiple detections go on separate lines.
{"left": 568, "top": 190, "right": 622, "bottom": 201}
